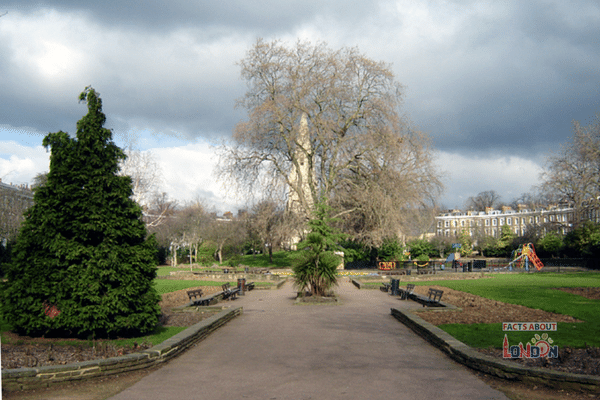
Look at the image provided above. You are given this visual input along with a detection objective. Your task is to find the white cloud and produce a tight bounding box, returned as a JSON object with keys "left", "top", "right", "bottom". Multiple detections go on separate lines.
{"left": 0, "top": 138, "right": 241, "bottom": 213}
{"left": 0, "top": 141, "right": 50, "bottom": 185}
{"left": 435, "top": 151, "right": 544, "bottom": 209}
{"left": 151, "top": 141, "right": 242, "bottom": 213}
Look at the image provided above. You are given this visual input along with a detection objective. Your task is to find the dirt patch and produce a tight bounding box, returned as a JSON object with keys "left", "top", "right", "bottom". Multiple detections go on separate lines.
{"left": 477, "top": 346, "right": 600, "bottom": 376}
{"left": 412, "top": 285, "right": 581, "bottom": 325}
{"left": 413, "top": 285, "right": 600, "bottom": 380}
{"left": 554, "top": 287, "right": 600, "bottom": 300}
{"left": 1, "top": 286, "right": 223, "bottom": 370}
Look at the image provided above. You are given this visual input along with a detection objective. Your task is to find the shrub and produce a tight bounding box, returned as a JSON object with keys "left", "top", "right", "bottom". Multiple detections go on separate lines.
{"left": 0, "top": 88, "right": 160, "bottom": 338}
{"left": 293, "top": 201, "right": 344, "bottom": 296}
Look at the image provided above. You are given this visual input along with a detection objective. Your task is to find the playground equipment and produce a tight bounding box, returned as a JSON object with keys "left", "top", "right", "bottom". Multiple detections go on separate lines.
{"left": 441, "top": 252, "right": 462, "bottom": 270}
{"left": 509, "top": 243, "right": 544, "bottom": 271}
{"left": 378, "top": 261, "right": 396, "bottom": 270}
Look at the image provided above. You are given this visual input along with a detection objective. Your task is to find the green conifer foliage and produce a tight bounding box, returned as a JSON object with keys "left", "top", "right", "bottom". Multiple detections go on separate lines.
{"left": 1, "top": 87, "right": 160, "bottom": 337}
{"left": 293, "top": 201, "right": 345, "bottom": 296}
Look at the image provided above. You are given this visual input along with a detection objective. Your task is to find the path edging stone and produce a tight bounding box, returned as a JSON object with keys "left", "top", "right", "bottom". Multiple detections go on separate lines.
{"left": 390, "top": 307, "right": 600, "bottom": 394}
{"left": 2, "top": 307, "right": 243, "bottom": 391}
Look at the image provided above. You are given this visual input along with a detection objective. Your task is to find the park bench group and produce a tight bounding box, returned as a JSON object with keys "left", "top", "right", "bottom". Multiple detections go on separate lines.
{"left": 187, "top": 281, "right": 255, "bottom": 307}
{"left": 381, "top": 281, "right": 444, "bottom": 307}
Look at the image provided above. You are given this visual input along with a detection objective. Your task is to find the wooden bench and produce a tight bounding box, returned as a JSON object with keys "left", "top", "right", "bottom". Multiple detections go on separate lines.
{"left": 380, "top": 283, "right": 391, "bottom": 292}
{"left": 245, "top": 282, "right": 255, "bottom": 291}
{"left": 409, "top": 288, "right": 444, "bottom": 307}
{"left": 421, "top": 288, "right": 443, "bottom": 307}
{"left": 417, "top": 269, "right": 435, "bottom": 275}
{"left": 398, "top": 283, "right": 415, "bottom": 300}
{"left": 221, "top": 283, "right": 240, "bottom": 300}
{"left": 187, "top": 288, "right": 218, "bottom": 306}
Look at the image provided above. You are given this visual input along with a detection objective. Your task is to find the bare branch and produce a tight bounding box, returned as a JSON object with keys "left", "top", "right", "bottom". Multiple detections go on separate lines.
{"left": 218, "top": 40, "right": 442, "bottom": 245}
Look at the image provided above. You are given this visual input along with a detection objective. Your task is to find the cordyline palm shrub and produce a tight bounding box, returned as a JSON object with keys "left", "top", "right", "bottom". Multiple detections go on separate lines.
{"left": 0, "top": 87, "right": 161, "bottom": 338}
{"left": 293, "top": 201, "right": 345, "bottom": 297}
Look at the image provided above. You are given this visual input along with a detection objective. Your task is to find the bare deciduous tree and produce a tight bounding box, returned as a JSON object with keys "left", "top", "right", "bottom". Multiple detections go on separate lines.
{"left": 208, "top": 217, "right": 237, "bottom": 264}
{"left": 464, "top": 190, "right": 502, "bottom": 211}
{"left": 218, "top": 39, "right": 442, "bottom": 246}
{"left": 144, "top": 192, "right": 178, "bottom": 228}
{"left": 118, "top": 147, "right": 167, "bottom": 226}
{"left": 31, "top": 172, "right": 48, "bottom": 189}
{"left": 0, "top": 183, "right": 33, "bottom": 243}
{"left": 250, "top": 200, "right": 285, "bottom": 263}
{"left": 541, "top": 117, "right": 600, "bottom": 225}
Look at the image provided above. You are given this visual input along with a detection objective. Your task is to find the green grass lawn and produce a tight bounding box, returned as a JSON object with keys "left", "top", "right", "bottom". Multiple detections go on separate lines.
{"left": 413, "top": 272, "right": 600, "bottom": 349}
{"left": 154, "top": 279, "right": 231, "bottom": 294}
{"left": 236, "top": 250, "right": 299, "bottom": 268}
{"left": 156, "top": 265, "right": 246, "bottom": 276}
{"left": 156, "top": 253, "right": 298, "bottom": 275}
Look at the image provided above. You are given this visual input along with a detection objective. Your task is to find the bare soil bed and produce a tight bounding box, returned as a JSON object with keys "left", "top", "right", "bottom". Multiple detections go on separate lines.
{"left": 1, "top": 286, "right": 223, "bottom": 370}
{"left": 413, "top": 285, "right": 600, "bottom": 377}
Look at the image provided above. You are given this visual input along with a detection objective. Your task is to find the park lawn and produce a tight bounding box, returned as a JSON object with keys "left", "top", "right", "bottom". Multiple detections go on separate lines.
{"left": 237, "top": 250, "right": 299, "bottom": 269}
{"left": 156, "top": 266, "right": 246, "bottom": 276}
{"left": 412, "top": 272, "right": 600, "bottom": 349}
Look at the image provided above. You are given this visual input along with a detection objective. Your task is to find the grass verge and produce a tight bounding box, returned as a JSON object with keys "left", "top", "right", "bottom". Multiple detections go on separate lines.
{"left": 412, "top": 272, "right": 600, "bottom": 349}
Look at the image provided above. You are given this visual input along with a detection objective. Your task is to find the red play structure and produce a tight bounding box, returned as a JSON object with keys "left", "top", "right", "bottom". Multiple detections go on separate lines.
{"left": 509, "top": 243, "right": 544, "bottom": 271}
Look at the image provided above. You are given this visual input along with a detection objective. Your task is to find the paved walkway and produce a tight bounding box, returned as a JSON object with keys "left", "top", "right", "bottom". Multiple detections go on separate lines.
{"left": 110, "top": 280, "right": 508, "bottom": 400}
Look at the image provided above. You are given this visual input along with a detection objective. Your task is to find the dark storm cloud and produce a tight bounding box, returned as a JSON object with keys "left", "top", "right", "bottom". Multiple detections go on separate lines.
{"left": 2, "top": 0, "right": 379, "bottom": 33}
{"left": 399, "top": 0, "right": 600, "bottom": 157}
{"left": 2, "top": 0, "right": 599, "bottom": 158}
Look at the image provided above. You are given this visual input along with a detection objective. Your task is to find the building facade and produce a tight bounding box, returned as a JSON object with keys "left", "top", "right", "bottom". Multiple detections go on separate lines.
{"left": 435, "top": 205, "right": 574, "bottom": 239}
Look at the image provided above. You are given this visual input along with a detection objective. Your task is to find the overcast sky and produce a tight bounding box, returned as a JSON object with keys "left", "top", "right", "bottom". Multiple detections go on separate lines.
{"left": 1, "top": 1, "right": 599, "bottom": 213}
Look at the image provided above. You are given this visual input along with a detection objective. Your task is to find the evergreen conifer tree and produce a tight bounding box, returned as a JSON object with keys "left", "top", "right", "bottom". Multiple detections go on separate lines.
{"left": 1, "top": 87, "right": 161, "bottom": 337}
{"left": 293, "top": 201, "right": 345, "bottom": 296}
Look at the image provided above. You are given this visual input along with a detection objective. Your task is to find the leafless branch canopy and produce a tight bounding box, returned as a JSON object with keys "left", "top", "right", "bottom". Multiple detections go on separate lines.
{"left": 541, "top": 116, "right": 600, "bottom": 225}
{"left": 218, "top": 39, "right": 442, "bottom": 245}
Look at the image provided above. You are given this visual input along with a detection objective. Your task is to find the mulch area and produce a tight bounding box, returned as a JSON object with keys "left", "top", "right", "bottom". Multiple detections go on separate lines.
{"left": 413, "top": 285, "right": 600, "bottom": 377}
{"left": 1, "top": 286, "right": 223, "bottom": 370}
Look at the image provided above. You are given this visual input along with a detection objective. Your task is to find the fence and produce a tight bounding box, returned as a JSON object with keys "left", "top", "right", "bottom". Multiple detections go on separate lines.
{"left": 344, "top": 257, "right": 599, "bottom": 272}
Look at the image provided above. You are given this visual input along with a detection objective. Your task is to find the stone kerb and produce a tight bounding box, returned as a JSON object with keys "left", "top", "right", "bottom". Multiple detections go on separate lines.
{"left": 2, "top": 307, "right": 243, "bottom": 391}
{"left": 390, "top": 308, "right": 600, "bottom": 394}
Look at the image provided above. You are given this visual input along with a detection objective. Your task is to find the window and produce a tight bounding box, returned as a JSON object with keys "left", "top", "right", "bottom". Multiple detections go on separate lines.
{"left": 485, "top": 219, "right": 490, "bottom": 226}
{"left": 499, "top": 218, "right": 505, "bottom": 225}
{"left": 492, "top": 219, "right": 497, "bottom": 226}
{"left": 507, "top": 218, "right": 511, "bottom": 225}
